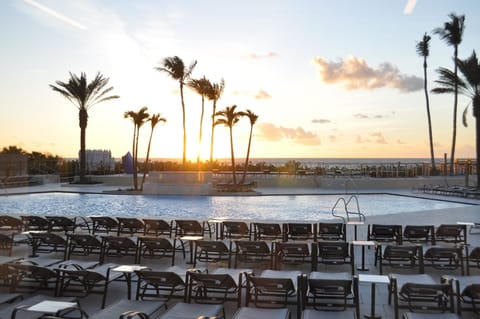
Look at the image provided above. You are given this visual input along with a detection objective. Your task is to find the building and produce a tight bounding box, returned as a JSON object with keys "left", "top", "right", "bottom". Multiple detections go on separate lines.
{"left": 83, "top": 150, "right": 115, "bottom": 173}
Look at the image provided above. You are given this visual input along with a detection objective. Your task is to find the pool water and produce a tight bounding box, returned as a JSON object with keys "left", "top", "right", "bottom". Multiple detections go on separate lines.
{"left": 0, "top": 192, "right": 471, "bottom": 221}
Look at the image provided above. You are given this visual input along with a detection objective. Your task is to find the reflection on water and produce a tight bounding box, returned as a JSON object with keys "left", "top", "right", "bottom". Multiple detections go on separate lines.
{"left": 0, "top": 193, "right": 470, "bottom": 221}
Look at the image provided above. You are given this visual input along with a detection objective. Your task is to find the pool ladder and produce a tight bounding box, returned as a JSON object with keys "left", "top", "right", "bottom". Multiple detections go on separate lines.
{"left": 331, "top": 194, "right": 365, "bottom": 223}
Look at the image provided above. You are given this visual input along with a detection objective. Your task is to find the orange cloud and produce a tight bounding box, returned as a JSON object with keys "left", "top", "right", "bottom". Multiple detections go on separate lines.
{"left": 246, "top": 52, "right": 278, "bottom": 59}
{"left": 254, "top": 89, "right": 272, "bottom": 99}
{"left": 257, "top": 123, "right": 321, "bottom": 146}
{"left": 311, "top": 56, "right": 422, "bottom": 92}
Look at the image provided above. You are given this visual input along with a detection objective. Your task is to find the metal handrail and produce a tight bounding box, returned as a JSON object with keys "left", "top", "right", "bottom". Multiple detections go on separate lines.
{"left": 331, "top": 194, "right": 365, "bottom": 222}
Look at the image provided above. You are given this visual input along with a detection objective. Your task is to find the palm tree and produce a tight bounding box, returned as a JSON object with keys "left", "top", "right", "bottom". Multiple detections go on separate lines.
{"left": 434, "top": 13, "right": 465, "bottom": 174}
{"left": 206, "top": 79, "right": 225, "bottom": 164}
{"left": 141, "top": 113, "right": 167, "bottom": 190}
{"left": 50, "top": 72, "right": 119, "bottom": 182}
{"left": 241, "top": 110, "right": 259, "bottom": 184}
{"left": 416, "top": 32, "right": 436, "bottom": 172}
{"left": 155, "top": 56, "right": 197, "bottom": 166}
{"left": 124, "top": 107, "right": 150, "bottom": 190}
{"left": 432, "top": 51, "right": 480, "bottom": 188}
{"left": 188, "top": 76, "right": 211, "bottom": 165}
{"left": 215, "top": 105, "right": 243, "bottom": 185}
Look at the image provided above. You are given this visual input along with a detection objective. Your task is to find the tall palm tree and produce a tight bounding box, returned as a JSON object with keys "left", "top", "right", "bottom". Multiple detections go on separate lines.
{"left": 155, "top": 56, "right": 197, "bottom": 166}
{"left": 215, "top": 105, "right": 243, "bottom": 185}
{"left": 432, "top": 51, "right": 480, "bottom": 188}
{"left": 188, "top": 76, "right": 211, "bottom": 165}
{"left": 141, "top": 113, "right": 167, "bottom": 190}
{"left": 50, "top": 72, "right": 119, "bottom": 182}
{"left": 434, "top": 13, "right": 465, "bottom": 174}
{"left": 206, "top": 79, "right": 225, "bottom": 164}
{"left": 124, "top": 107, "right": 150, "bottom": 190}
{"left": 416, "top": 32, "right": 436, "bottom": 172}
{"left": 241, "top": 110, "right": 259, "bottom": 184}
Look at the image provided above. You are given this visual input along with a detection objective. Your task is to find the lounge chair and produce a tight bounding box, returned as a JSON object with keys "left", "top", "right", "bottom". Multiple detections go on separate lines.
{"left": 284, "top": 223, "right": 316, "bottom": 241}
{"left": 157, "top": 302, "right": 224, "bottom": 319}
{"left": 90, "top": 216, "right": 119, "bottom": 235}
{"left": 274, "top": 241, "right": 312, "bottom": 270}
{"left": 422, "top": 245, "right": 465, "bottom": 275}
{"left": 21, "top": 215, "right": 49, "bottom": 231}
{"left": 317, "top": 222, "right": 346, "bottom": 241}
{"left": 221, "top": 221, "right": 251, "bottom": 241}
{"left": 312, "top": 241, "right": 354, "bottom": 274}
{"left": 435, "top": 224, "right": 467, "bottom": 244}
{"left": 117, "top": 217, "right": 145, "bottom": 236}
{"left": 377, "top": 244, "right": 423, "bottom": 275}
{"left": 389, "top": 273, "right": 455, "bottom": 319}
{"left": 0, "top": 215, "right": 23, "bottom": 233}
{"left": 234, "top": 240, "right": 274, "bottom": 269}
{"left": 0, "top": 233, "right": 14, "bottom": 256}
{"left": 136, "top": 236, "right": 181, "bottom": 266}
{"left": 55, "top": 262, "right": 125, "bottom": 308}
{"left": 193, "top": 239, "right": 232, "bottom": 269}
{"left": 142, "top": 219, "right": 173, "bottom": 237}
{"left": 45, "top": 216, "right": 77, "bottom": 234}
{"left": 28, "top": 232, "right": 68, "bottom": 259}
{"left": 368, "top": 224, "right": 403, "bottom": 244}
{"left": 67, "top": 233, "right": 103, "bottom": 261}
{"left": 403, "top": 225, "right": 435, "bottom": 245}
{"left": 299, "top": 271, "right": 359, "bottom": 319}
{"left": 232, "top": 307, "right": 290, "bottom": 319}
{"left": 253, "top": 222, "right": 283, "bottom": 241}
{"left": 135, "top": 266, "right": 192, "bottom": 302}
{"left": 446, "top": 274, "right": 480, "bottom": 316}
{"left": 246, "top": 270, "right": 301, "bottom": 317}
{"left": 100, "top": 236, "right": 137, "bottom": 264}
{"left": 88, "top": 300, "right": 167, "bottom": 319}
{"left": 174, "top": 219, "right": 212, "bottom": 238}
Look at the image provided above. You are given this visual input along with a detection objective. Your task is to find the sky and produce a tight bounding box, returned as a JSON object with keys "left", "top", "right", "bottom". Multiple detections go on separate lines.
{"left": 1, "top": 0, "right": 480, "bottom": 161}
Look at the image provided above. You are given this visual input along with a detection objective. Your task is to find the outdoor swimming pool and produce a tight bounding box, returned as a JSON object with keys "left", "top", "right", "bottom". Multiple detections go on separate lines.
{"left": 0, "top": 192, "right": 472, "bottom": 221}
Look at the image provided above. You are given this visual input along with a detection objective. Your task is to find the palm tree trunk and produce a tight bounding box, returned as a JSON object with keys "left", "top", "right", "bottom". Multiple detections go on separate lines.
{"left": 79, "top": 109, "right": 88, "bottom": 182}
{"left": 450, "top": 46, "right": 459, "bottom": 175}
{"left": 130, "top": 124, "right": 137, "bottom": 189}
{"left": 197, "top": 95, "right": 205, "bottom": 166}
{"left": 242, "top": 125, "right": 254, "bottom": 184}
{"left": 180, "top": 82, "right": 187, "bottom": 166}
{"left": 474, "top": 95, "right": 480, "bottom": 189}
{"left": 209, "top": 101, "right": 217, "bottom": 165}
{"left": 423, "top": 58, "right": 436, "bottom": 171}
{"left": 229, "top": 127, "right": 236, "bottom": 185}
{"left": 133, "top": 126, "right": 140, "bottom": 190}
{"left": 141, "top": 130, "right": 154, "bottom": 191}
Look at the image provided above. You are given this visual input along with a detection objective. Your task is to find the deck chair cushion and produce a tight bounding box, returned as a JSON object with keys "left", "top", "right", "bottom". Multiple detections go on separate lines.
{"left": 158, "top": 302, "right": 223, "bottom": 319}
{"left": 232, "top": 307, "right": 290, "bottom": 319}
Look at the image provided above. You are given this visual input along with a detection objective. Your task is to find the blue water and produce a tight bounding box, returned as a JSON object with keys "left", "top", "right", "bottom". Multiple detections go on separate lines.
{"left": 0, "top": 193, "right": 471, "bottom": 221}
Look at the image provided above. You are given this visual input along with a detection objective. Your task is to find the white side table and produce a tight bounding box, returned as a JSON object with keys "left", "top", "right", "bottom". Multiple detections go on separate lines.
{"left": 359, "top": 274, "right": 390, "bottom": 319}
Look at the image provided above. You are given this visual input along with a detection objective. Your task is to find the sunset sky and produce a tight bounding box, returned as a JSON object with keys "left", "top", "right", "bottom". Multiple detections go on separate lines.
{"left": 1, "top": 0, "right": 480, "bottom": 161}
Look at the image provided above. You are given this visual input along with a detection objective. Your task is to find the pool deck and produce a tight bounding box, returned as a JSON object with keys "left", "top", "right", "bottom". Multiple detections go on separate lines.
{"left": 1, "top": 182, "right": 480, "bottom": 318}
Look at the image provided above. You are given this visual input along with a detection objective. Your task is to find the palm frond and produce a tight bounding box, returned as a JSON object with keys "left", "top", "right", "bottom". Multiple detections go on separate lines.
{"left": 462, "top": 105, "right": 469, "bottom": 127}
{"left": 416, "top": 32, "right": 431, "bottom": 57}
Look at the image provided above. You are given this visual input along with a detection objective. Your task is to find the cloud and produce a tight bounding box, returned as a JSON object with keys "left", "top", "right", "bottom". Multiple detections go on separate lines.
{"left": 312, "top": 118, "right": 331, "bottom": 124}
{"left": 403, "top": 0, "right": 418, "bottom": 15}
{"left": 257, "top": 123, "right": 321, "bottom": 146}
{"left": 311, "top": 56, "right": 423, "bottom": 92}
{"left": 354, "top": 113, "right": 369, "bottom": 119}
{"left": 396, "top": 139, "right": 406, "bottom": 144}
{"left": 370, "top": 132, "right": 388, "bottom": 144}
{"left": 23, "top": 0, "right": 87, "bottom": 30}
{"left": 328, "top": 135, "right": 337, "bottom": 142}
{"left": 254, "top": 89, "right": 272, "bottom": 99}
{"left": 232, "top": 89, "right": 272, "bottom": 99}
{"left": 247, "top": 52, "right": 278, "bottom": 59}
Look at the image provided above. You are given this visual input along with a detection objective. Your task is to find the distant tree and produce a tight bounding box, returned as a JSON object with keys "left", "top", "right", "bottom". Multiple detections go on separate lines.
{"left": 1, "top": 146, "right": 26, "bottom": 154}
{"left": 215, "top": 105, "right": 243, "bottom": 185}
{"left": 432, "top": 51, "right": 480, "bottom": 188}
{"left": 124, "top": 106, "right": 150, "bottom": 190}
{"left": 206, "top": 79, "right": 225, "bottom": 164}
{"left": 50, "top": 72, "right": 119, "bottom": 182}
{"left": 188, "top": 76, "right": 211, "bottom": 165}
{"left": 241, "top": 110, "right": 259, "bottom": 184}
{"left": 416, "top": 32, "right": 436, "bottom": 172}
{"left": 434, "top": 13, "right": 465, "bottom": 174}
{"left": 155, "top": 56, "right": 197, "bottom": 165}
{"left": 141, "top": 113, "right": 166, "bottom": 190}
